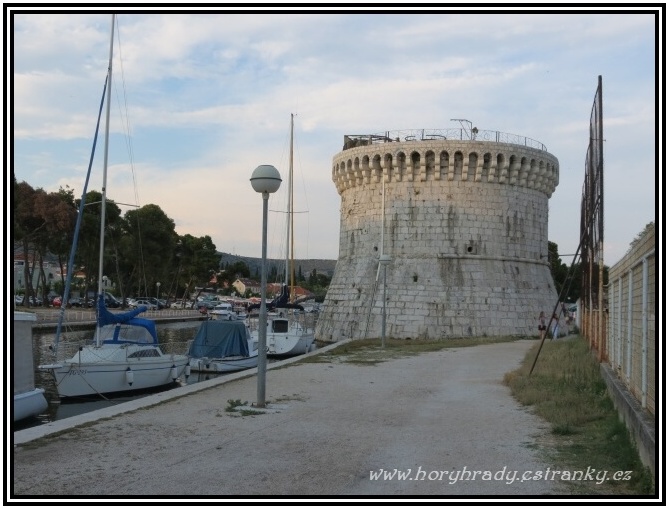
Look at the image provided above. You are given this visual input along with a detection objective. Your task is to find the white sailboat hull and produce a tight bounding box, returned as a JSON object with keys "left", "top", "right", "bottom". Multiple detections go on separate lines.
{"left": 41, "top": 344, "right": 189, "bottom": 398}
{"left": 267, "top": 331, "right": 315, "bottom": 356}
{"left": 189, "top": 351, "right": 258, "bottom": 373}
{"left": 252, "top": 318, "right": 315, "bottom": 357}
{"left": 13, "top": 389, "right": 48, "bottom": 422}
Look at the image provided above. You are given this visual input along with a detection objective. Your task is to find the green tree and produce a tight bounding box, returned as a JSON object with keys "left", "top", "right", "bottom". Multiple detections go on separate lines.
{"left": 177, "top": 233, "right": 220, "bottom": 303}
{"left": 121, "top": 204, "right": 178, "bottom": 298}
{"left": 548, "top": 241, "right": 582, "bottom": 303}
{"left": 14, "top": 180, "right": 42, "bottom": 305}
{"left": 48, "top": 187, "right": 77, "bottom": 296}
{"left": 73, "top": 190, "right": 123, "bottom": 304}
{"left": 302, "top": 269, "right": 331, "bottom": 303}
{"left": 32, "top": 189, "right": 77, "bottom": 304}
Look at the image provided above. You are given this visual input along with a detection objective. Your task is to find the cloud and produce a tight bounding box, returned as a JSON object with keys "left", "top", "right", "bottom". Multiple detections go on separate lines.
{"left": 10, "top": 9, "right": 659, "bottom": 263}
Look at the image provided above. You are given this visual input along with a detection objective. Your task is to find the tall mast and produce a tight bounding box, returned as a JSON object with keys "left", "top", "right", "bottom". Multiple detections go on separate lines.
{"left": 282, "top": 114, "right": 297, "bottom": 301}
{"left": 95, "top": 13, "right": 115, "bottom": 346}
{"left": 289, "top": 114, "right": 295, "bottom": 302}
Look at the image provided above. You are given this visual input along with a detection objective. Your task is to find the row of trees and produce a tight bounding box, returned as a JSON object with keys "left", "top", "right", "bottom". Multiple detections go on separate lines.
{"left": 14, "top": 176, "right": 220, "bottom": 307}
{"left": 13, "top": 175, "right": 334, "bottom": 308}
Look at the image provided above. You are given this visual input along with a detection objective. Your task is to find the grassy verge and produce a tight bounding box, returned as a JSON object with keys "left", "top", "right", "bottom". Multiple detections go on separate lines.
{"left": 504, "top": 336, "right": 654, "bottom": 495}
{"left": 300, "top": 336, "right": 522, "bottom": 365}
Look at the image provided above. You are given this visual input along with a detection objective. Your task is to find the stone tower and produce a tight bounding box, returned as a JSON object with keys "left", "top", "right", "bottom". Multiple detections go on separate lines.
{"left": 315, "top": 127, "right": 560, "bottom": 343}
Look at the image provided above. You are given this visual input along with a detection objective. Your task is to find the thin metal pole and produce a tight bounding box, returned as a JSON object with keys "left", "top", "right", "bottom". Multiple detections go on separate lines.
{"left": 95, "top": 13, "right": 115, "bottom": 348}
{"left": 257, "top": 191, "right": 269, "bottom": 408}
{"left": 382, "top": 263, "right": 387, "bottom": 348}
{"left": 289, "top": 114, "right": 295, "bottom": 302}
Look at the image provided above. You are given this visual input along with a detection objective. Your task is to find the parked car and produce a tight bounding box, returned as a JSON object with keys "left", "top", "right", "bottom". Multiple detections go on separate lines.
{"left": 196, "top": 300, "right": 217, "bottom": 311}
{"left": 103, "top": 292, "right": 122, "bottom": 308}
{"left": 25, "top": 296, "right": 44, "bottom": 306}
{"left": 131, "top": 297, "right": 165, "bottom": 309}
{"left": 149, "top": 297, "right": 166, "bottom": 309}
{"left": 131, "top": 298, "right": 158, "bottom": 310}
{"left": 171, "top": 300, "right": 192, "bottom": 309}
{"left": 67, "top": 297, "right": 84, "bottom": 307}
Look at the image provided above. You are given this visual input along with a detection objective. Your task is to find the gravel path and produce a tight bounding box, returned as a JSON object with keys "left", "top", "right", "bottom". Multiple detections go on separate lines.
{"left": 12, "top": 339, "right": 571, "bottom": 499}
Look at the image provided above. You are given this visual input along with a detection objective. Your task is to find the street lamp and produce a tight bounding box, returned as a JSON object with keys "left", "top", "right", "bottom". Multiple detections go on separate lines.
{"left": 250, "top": 164, "right": 282, "bottom": 408}
{"left": 156, "top": 282, "right": 161, "bottom": 300}
{"left": 379, "top": 254, "right": 391, "bottom": 348}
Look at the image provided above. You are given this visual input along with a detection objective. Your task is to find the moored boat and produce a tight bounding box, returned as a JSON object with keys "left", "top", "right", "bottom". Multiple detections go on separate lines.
{"left": 38, "top": 14, "right": 190, "bottom": 399}
{"left": 188, "top": 320, "right": 258, "bottom": 373}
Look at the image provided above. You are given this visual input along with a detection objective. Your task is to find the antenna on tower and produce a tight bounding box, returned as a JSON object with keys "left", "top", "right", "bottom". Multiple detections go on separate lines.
{"left": 450, "top": 118, "right": 476, "bottom": 140}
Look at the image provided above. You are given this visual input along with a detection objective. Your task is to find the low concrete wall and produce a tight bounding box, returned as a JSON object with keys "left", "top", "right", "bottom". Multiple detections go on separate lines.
{"left": 600, "top": 363, "right": 655, "bottom": 480}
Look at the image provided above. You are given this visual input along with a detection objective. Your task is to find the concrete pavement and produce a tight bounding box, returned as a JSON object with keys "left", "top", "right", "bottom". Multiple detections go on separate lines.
{"left": 12, "top": 338, "right": 573, "bottom": 500}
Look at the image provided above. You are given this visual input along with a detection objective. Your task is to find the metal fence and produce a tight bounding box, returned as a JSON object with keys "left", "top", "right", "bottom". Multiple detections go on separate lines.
{"left": 342, "top": 128, "right": 547, "bottom": 151}
{"left": 606, "top": 224, "right": 656, "bottom": 416}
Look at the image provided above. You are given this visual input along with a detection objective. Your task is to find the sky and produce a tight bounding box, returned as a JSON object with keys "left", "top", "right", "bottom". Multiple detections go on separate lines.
{"left": 9, "top": 6, "right": 661, "bottom": 267}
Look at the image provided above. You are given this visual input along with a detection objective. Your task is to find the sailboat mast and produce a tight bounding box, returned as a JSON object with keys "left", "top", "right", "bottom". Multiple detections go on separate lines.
{"left": 284, "top": 118, "right": 290, "bottom": 288}
{"left": 95, "top": 13, "right": 115, "bottom": 345}
{"left": 289, "top": 113, "right": 295, "bottom": 302}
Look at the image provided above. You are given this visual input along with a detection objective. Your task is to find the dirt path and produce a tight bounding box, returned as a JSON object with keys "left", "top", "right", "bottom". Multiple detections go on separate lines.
{"left": 12, "top": 339, "right": 571, "bottom": 499}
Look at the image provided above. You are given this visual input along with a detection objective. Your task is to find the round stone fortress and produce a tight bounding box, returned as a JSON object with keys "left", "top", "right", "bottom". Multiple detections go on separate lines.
{"left": 315, "top": 127, "right": 560, "bottom": 343}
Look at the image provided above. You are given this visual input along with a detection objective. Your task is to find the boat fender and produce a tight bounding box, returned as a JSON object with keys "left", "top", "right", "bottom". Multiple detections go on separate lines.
{"left": 184, "top": 363, "right": 191, "bottom": 378}
{"left": 170, "top": 364, "right": 178, "bottom": 381}
{"left": 125, "top": 367, "right": 134, "bottom": 386}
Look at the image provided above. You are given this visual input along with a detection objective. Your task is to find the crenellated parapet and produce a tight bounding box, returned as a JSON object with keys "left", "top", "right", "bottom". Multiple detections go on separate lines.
{"left": 332, "top": 138, "right": 559, "bottom": 197}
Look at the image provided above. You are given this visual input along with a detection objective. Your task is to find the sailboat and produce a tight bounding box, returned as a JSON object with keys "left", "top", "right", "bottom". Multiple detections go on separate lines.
{"left": 38, "top": 15, "right": 190, "bottom": 399}
{"left": 187, "top": 320, "right": 258, "bottom": 373}
{"left": 249, "top": 114, "right": 316, "bottom": 357}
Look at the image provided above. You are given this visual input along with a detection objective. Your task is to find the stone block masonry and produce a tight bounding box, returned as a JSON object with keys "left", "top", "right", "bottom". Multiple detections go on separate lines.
{"left": 316, "top": 131, "right": 560, "bottom": 342}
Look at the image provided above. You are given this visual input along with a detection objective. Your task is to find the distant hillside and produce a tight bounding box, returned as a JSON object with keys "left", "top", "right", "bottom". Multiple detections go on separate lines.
{"left": 218, "top": 252, "right": 337, "bottom": 278}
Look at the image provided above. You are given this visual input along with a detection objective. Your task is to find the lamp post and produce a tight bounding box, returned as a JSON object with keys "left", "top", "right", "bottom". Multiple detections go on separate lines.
{"left": 156, "top": 282, "right": 161, "bottom": 301}
{"left": 250, "top": 164, "right": 282, "bottom": 408}
{"left": 379, "top": 254, "right": 391, "bottom": 348}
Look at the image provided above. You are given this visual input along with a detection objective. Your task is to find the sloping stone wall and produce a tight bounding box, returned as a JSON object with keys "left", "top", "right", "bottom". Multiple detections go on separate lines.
{"left": 316, "top": 137, "right": 559, "bottom": 342}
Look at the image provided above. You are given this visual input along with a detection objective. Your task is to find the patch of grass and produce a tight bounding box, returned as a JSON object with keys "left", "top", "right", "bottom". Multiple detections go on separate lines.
{"left": 504, "top": 336, "right": 654, "bottom": 495}
{"left": 225, "top": 399, "right": 247, "bottom": 412}
{"left": 224, "top": 398, "right": 265, "bottom": 417}
{"left": 298, "top": 335, "right": 523, "bottom": 366}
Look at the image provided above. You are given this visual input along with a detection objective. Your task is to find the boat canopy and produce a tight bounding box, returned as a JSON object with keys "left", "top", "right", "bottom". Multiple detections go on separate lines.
{"left": 189, "top": 321, "right": 250, "bottom": 358}
{"left": 96, "top": 294, "right": 159, "bottom": 345}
